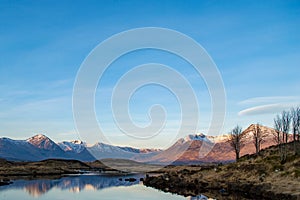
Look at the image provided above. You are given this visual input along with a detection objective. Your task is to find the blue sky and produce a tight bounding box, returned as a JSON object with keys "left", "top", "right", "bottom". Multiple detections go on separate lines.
{"left": 0, "top": 0, "right": 300, "bottom": 148}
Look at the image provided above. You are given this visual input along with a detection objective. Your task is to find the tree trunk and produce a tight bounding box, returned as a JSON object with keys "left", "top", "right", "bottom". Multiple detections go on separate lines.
{"left": 236, "top": 152, "right": 239, "bottom": 161}
{"left": 256, "top": 141, "right": 259, "bottom": 154}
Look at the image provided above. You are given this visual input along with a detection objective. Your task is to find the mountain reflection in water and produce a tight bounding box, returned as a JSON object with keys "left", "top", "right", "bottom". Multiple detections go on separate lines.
{"left": 0, "top": 174, "right": 144, "bottom": 197}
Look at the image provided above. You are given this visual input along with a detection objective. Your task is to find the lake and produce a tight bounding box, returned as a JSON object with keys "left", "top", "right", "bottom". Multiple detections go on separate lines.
{"left": 0, "top": 174, "right": 211, "bottom": 200}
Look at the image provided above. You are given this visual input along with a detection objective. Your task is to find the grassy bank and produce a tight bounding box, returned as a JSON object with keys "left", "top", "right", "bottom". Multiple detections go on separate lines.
{"left": 144, "top": 142, "right": 300, "bottom": 200}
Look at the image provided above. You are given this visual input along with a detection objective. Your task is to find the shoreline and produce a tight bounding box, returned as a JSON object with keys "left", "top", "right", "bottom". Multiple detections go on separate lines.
{"left": 144, "top": 143, "right": 300, "bottom": 200}
{"left": 144, "top": 174, "right": 298, "bottom": 200}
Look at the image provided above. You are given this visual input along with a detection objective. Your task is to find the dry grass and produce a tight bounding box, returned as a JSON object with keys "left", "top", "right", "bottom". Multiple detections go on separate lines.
{"left": 144, "top": 142, "right": 300, "bottom": 199}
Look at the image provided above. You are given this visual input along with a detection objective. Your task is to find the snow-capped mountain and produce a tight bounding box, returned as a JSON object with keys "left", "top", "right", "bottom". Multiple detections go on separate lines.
{"left": 0, "top": 134, "right": 160, "bottom": 162}
{"left": 0, "top": 124, "right": 281, "bottom": 163}
{"left": 135, "top": 124, "right": 280, "bottom": 164}
{"left": 57, "top": 140, "right": 96, "bottom": 161}
{"left": 135, "top": 133, "right": 215, "bottom": 164}
{"left": 27, "top": 134, "right": 63, "bottom": 152}
{"left": 88, "top": 142, "right": 136, "bottom": 160}
{"left": 174, "top": 124, "right": 279, "bottom": 163}
{"left": 0, "top": 135, "right": 94, "bottom": 161}
{"left": 86, "top": 142, "right": 161, "bottom": 160}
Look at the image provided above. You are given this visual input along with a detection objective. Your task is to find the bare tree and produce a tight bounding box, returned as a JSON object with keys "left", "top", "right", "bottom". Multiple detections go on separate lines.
{"left": 274, "top": 114, "right": 284, "bottom": 162}
{"left": 282, "top": 110, "right": 291, "bottom": 144}
{"left": 252, "top": 123, "right": 266, "bottom": 154}
{"left": 291, "top": 106, "right": 300, "bottom": 154}
{"left": 228, "top": 125, "right": 245, "bottom": 161}
{"left": 273, "top": 111, "right": 291, "bottom": 163}
{"left": 273, "top": 114, "right": 283, "bottom": 146}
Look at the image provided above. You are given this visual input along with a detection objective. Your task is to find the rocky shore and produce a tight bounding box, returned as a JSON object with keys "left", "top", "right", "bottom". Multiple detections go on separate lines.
{"left": 144, "top": 143, "right": 300, "bottom": 200}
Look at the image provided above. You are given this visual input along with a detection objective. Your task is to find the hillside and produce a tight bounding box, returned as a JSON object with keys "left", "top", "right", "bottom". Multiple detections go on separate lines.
{"left": 144, "top": 142, "right": 300, "bottom": 200}
{"left": 142, "top": 124, "right": 279, "bottom": 164}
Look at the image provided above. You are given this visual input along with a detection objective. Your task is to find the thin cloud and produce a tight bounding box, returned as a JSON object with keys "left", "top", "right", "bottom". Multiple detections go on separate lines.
{"left": 238, "top": 103, "right": 298, "bottom": 116}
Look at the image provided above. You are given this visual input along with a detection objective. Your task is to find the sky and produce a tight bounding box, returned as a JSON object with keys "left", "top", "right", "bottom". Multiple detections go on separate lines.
{"left": 0, "top": 0, "right": 300, "bottom": 148}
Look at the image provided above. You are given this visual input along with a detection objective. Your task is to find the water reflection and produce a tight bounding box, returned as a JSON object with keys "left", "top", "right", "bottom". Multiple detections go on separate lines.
{"left": 0, "top": 174, "right": 143, "bottom": 197}
{"left": 0, "top": 175, "right": 232, "bottom": 200}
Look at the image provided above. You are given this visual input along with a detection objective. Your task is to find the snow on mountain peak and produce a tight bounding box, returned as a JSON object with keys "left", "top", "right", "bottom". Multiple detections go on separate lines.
{"left": 58, "top": 141, "right": 86, "bottom": 153}
{"left": 26, "top": 134, "right": 61, "bottom": 151}
{"left": 71, "top": 140, "right": 83, "bottom": 145}
{"left": 174, "top": 133, "right": 212, "bottom": 145}
{"left": 28, "top": 134, "right": 47, "bottom": 140}
{"left": 183, "top": 133, "right": 212, "bottom": 143}
{"left": 207, "top": 135, "right": 229, "bottom": 143}
{"left": 185, "top": 133, "right": 205, "bottom": 141}
{"left": 26, "top": 134, "right": 50, "bottom": 144}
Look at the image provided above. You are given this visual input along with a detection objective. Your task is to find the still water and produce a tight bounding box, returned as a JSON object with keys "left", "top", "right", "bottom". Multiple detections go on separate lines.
{"left": 0, "top": 174, "right": 205, "bottom": 200}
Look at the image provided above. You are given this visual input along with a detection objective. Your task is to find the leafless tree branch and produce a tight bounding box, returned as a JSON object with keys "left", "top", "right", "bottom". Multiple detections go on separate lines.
{"left": 227, "top": 125, "right": 245, "bottom": 161}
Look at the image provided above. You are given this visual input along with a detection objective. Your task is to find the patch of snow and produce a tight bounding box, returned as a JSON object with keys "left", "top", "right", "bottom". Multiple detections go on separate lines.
{"left": 58, "top": 141, "right": 86, "bottom": 153}
{"left": 207, "top": 135, "right": 229, "bottom": 143}
{"left": 183, "top": 133, "right": 212, "bottom": 143}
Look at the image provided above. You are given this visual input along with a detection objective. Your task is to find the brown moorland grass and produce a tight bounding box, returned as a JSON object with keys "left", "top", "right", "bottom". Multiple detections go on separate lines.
{"left": 144, "top": 142, "right": 300, "bottom": 200}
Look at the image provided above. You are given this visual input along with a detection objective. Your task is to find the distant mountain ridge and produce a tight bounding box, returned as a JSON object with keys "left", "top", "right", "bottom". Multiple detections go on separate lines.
{"left": 0, "top": 134, "right": 161, "bottom": 162}
{"left": 0, "top": 124, "right": 281, "bottom": 164}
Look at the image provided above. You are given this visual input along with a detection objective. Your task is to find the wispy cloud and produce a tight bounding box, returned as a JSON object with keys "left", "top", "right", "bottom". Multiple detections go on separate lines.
{"left": 238, "top": 96, "right": 300, "bottom": 116}
{"left": 238, "top": 103, "right": 297, "bottom": 116}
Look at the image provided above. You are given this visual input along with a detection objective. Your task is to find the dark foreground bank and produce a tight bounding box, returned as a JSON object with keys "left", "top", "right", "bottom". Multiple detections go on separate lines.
{"left": 144, "top": 142, "right": 300, "bottom": 200}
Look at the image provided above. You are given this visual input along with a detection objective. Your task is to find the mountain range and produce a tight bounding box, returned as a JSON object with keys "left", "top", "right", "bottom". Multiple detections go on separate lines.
{"left": 0, "top": 124, "right": 280, "bottom": 164}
